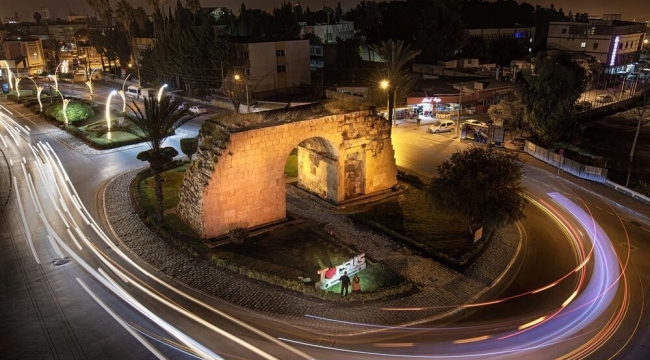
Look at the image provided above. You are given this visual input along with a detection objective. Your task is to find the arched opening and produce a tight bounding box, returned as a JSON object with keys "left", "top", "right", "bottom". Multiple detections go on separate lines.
{"left": 284, "top": 136, "right": 343, "bottom": 203}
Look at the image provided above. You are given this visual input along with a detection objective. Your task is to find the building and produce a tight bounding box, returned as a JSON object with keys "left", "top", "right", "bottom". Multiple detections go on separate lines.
{"left": 466, "top": 26, "right": 536, "bottom": 42}
{"left": 38, "top": 7, "right": 51, "bottom": 20}
{"left": 2, "top": 36, "right": 45, "bottom": 75}
{"left": 546, "top": 15, "right": 647, "bottom": 74}
{"left": 300, "top": 21, "right": 354, "bottom": 44}
{"left": 230, "top": 38, "right": 311, "bottom": 97}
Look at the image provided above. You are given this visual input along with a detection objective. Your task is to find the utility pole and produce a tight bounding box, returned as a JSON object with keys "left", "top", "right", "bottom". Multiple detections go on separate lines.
{"left": 456, "top": 82, "right": 463, "bottom": 139}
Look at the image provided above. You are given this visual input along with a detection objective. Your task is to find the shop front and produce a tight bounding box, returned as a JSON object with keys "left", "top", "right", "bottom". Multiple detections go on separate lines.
{"left": 407, "top": 86, "right": 514, "bottom": 119}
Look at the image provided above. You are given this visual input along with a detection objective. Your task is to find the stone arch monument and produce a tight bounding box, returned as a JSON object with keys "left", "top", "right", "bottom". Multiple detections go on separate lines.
{"left": 177, "top": 109, "right": 398, "bottom": 238}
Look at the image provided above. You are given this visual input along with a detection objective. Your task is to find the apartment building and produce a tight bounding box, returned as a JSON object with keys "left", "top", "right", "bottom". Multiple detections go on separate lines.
{"left": 231, "top": 37, "right": 311, "bottom": 96}
{"left": 547, "top": 14, "right": 647, "bottom": 73}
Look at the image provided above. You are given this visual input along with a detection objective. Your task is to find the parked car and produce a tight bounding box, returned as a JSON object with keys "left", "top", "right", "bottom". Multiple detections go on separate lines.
{"left": 427, "top": 120, "right": 455, "bottom": 133}
{"left": 189, "top": 105, "right": 207, "bottom": 114}
{"left": 73, "top": 69, "right": 86, "bottom": 76}
{"left": 574, "top": 101, "right": 593, "bottom": 112}
{"left": 463, "top": 119, "right": 487, "bottom": 127}
{"left": 595, "top": 94, "right": 613, "bottom": 103}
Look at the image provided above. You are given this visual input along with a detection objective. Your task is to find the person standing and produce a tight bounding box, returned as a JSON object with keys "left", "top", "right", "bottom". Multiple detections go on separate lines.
{"left": 351, "top": 274, "right": 361, "bottom": 292}
{"left": 339, "top": 271, "right": 351, "bottom": 296}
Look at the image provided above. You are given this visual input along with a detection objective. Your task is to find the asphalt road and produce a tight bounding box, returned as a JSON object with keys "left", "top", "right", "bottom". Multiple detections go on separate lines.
{"left": 1, "top": 88, "right": 649, "bottom": 359}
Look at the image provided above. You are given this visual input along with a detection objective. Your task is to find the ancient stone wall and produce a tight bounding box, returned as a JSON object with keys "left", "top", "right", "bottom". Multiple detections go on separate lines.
{"left": 177, "top": 110, "right": 397, "bottom": 238}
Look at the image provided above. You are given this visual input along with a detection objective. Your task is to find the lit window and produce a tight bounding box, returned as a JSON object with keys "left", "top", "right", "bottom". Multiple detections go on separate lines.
{"left": 580, "top": 42, "right": 586, "bottom": 48}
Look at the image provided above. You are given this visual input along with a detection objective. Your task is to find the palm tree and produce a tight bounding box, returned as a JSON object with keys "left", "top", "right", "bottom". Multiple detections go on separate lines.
{"left": 115, "top": 1, "right": 142, "bottom": 86}
{"left": 375, "top": 39, "right": 421, "bottom": 126}
{"left": 124, "top": 95, "right": 190, "bottom": 226}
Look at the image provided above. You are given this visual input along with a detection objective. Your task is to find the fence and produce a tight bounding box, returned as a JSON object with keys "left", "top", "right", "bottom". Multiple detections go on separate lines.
{"left": 524, "top": 141, "right": 608, "bottom": 183}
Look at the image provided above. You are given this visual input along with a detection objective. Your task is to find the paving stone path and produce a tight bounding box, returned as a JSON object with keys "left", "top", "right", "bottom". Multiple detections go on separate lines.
{"left": 104, "top": 170, "right": 521, "bottom": 336}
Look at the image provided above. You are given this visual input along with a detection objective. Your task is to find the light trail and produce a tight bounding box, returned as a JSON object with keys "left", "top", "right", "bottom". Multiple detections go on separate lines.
{"left": 1, "top": 104, "right": 315, "bottom": 360}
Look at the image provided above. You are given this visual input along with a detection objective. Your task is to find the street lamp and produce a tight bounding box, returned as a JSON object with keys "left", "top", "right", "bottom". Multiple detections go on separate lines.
{"left": 456, "top": 82, "right": 464, "bottom": 140}
{"left": 27, "top": 77, "right": 43, "bottom": 112}
{"left": 119, "top": 73, "right": 132, "bottom": 113}
{"left": 380, "top": 80, "right": 390, "bottom": 123}
{"left": 85, "top": 68, "right": 101, "bottom": 101}
{"left": 2, "top": 60, "right": 13, "bottom": 90}
{"left": 106, "top": 90, "right": 117, "bottom": 140}
{"left": 61, "top": 96, "right": 70, "bottom": 127}
{"left": 14, "top": 77, "right": 22, "bottom": 99}
{"left": 157, "top": 84, "right": 168, "bottom": 102}
{"left": 234, "top": 73, "right": 250, "bottom": 113}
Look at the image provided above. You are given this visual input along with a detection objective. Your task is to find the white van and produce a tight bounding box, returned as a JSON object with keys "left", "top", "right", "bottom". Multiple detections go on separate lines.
{"left": 427, "top": 120, "right": 456, "bottom": 134}
{"left": 126, "top": 85, "right": 142, "bottom": 99}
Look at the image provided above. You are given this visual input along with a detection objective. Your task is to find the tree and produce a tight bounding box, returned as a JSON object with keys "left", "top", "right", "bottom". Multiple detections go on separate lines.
{"left": 124, "top": 95, "right": 190, "bottom": 226}
{"left": 488, "top": 98, "right": 526, "bottom": 137}
{"left": 180, "top": 137, "right": 198, "bottom": 161}
{"left": 416, "top": 0, "right": 466, "bottom": 63}
{"left": 33, "top": 12, "right": 42, "bottom": 24}
{"left": 374, "top": 39, "right": 421, "bottom": 126}
{"left": 115, "top": 0, "right": 141, "bottom": 85}
{"left": 427, "top": 146, "right": 526, "bottom": 235}
{"left": 517, "top": 52, "right": 586, "bottom": 143}
{"left": 335, "top": 36, "right": 362, "bottom": 70}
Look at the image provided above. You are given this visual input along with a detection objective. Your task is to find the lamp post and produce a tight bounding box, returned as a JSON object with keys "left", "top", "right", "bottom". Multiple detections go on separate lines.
{"left": 119, "top": 73, "right": 132, "bottom": 113}
{"left": 380, "top": 79, "right": 390, "bottom": 123}
{"left": 456, "top": 82, "right": 464, "bottom": 140}
{"left": 2, "top": 60, "right": 13, "bottom": 90}
{"left": 234, "top": 74, "right": 250, "bottom": 113}
{"left": 157, "top": 84, "right": 168, "bottom": 102}
{"left": 14, "top": 77, "right": 21, "bottom": 99}
{"left": 27, "top": 77, "right": 43, "bottom": 112}
{"left": 84, "top": 68, "right": 101, "bottom": 101}
{"left": 60, "top": 93, "right": 70, "bottom": 127}
{"left": 106, "top": 90, "right": 117, "bottom": 140}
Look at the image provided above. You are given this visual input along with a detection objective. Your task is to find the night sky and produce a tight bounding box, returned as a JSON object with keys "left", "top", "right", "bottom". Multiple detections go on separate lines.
{"left": 1, "top": 0, "right": 648, "bottom": 23}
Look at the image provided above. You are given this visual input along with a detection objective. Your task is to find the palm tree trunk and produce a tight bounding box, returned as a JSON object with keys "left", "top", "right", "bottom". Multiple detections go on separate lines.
{"left": 151, "top": 160, "right": 165, "bottom": 227}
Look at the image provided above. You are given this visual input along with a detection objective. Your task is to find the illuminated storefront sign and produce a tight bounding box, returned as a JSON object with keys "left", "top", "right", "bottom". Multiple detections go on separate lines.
{"left": 422, "top": 97, "right": 442, "bottom": 103}
{"left": 610, "top": 36, "right": 620, "bottom": 66}
{"left": 316, "top": 253, "right": 366, "bottom": 290}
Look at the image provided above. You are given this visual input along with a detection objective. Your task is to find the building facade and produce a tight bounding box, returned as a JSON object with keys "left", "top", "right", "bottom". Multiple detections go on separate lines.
{"left": 300, "top": 21, "right": 354, "bottom": 44}
{"left": 231, "top": 38, "right": 311, "bottom": 96}
{"left": 547, "top": 15, "right": 647, "bottom": 73}
{"left": 2, "top": 37, "right": 45, "bottom": 75}
{"left": 466, "top": 26, "right": 536, "bottom": 42}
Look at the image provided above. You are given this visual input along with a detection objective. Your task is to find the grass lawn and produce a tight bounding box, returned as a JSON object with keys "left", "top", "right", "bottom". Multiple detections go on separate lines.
{"left": 138, "top": 163, "right": 189, "bottom": 216}
{"left": 285, "top": 148, "right": 298, "bottom": 177}
{"left": 214, "top": 225, "right": 404, "bottom": 292}
{"left": 346, "top": 183, "right": 475, "bottom": 263}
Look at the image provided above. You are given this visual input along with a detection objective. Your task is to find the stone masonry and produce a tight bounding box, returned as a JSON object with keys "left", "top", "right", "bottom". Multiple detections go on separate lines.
{"left": 177, "top": 110, "right": 398, "bottom": 238}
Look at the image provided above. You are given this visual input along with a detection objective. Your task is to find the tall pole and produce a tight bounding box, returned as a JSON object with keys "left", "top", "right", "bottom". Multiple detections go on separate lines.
{"left": 456, "top": 82, "right": 463, "bottom": 139}
{"left": 245, "top": 77, "right": 250, "bottom": 113}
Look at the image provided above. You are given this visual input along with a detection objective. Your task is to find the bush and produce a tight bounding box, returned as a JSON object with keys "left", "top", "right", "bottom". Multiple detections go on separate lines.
{"left": 46, "top": 101, "right": 94, "bottom": 123}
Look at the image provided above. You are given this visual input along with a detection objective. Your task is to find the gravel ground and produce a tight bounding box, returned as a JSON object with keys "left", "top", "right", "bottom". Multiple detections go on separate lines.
{"left": 104, "top": 169, "right": 522, "bottom": 336}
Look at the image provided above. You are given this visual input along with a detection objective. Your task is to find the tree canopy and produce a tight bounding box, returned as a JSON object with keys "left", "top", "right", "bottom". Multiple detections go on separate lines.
{"left": 517, "top": 52, "right": 586, "bottom": 143}
{"left": 427, "top": 146, "right": 526, "bottom": 235}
